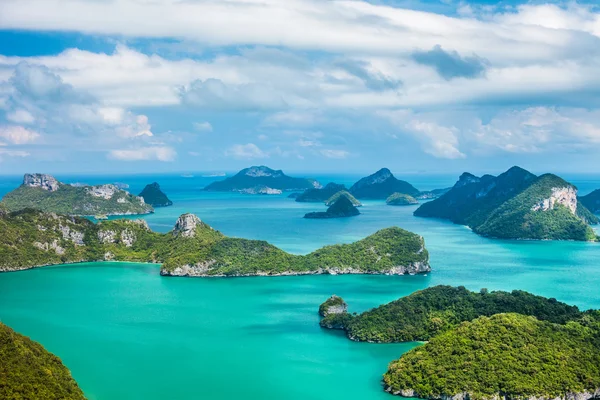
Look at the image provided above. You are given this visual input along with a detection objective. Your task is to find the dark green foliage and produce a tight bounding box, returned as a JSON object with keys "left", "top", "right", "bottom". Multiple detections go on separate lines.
{"left": 204, "top": 166, "right": 317, "bottom": 192}
{"left": 138, "top": 182, "right": 172, "bottom": 207}
{"left": 350, "top": 168, "right": 419, "bottom": 199}
{"left": 0, "top": 210, "right": 429, "bottom": 277}
{"left": 296, "top": 183, "right": 346, "bottom": 202}
{"left": 383, "top": 313, "right": 600, "bottom": 400}
{"left": 325, "top": 191, "right": 361, "bottom": 207}
{"left": 1, "top": 184, "right": 153, "bottom": 216}
{"left": 579, "top": 189, "right": 600, "bottom": 213}
{"left": 342, "top": 286, "right": 583, "bottom": 342}
{"left": 304, "top": 195, "right": 360, "bottom": 219}
{"left": 320, "top": 312, "right": 354, "bottom": 330}
{"left": 415, "top": 167, "right": 597, "bottom": 241}
{"left": 386, "top": 193, "right": 418, "bottom": 206}
{"left": 0, "top": 322, "right": 86, "bottom": 399}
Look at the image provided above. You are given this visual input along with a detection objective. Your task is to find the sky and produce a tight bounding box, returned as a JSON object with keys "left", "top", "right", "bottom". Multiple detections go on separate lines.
{"left": 1, "top": 0, "right": 600, "bottom": 175}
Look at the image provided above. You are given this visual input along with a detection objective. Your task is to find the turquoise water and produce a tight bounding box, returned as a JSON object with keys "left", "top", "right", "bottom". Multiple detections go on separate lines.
{"left": 1, "top": 172, "right": 600, "bottom": 399}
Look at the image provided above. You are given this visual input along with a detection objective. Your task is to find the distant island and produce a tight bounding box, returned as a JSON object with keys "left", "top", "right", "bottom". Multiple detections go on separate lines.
{"left": 0, "top": 322, "right": 85, "bottom": 399}
{"left": 0, "top": 209, "right": 430, "bottom": 277}
{"left": 580, "top": 189, "right": 600, "bottom": 213}
{"left": 414, "top": 166, "right": 599, "bottom": 241}
{"left": 203, "top": 166, "right": 320, "bottom": 193}
{"left": 295, "top": 182, "right": 346, "bottom": 202}
{"left": 349, "top": 168, "right": 420, "bottom": 199}
{"left": 139, "top": 182, "right": 173, "bottom": 207}
{"left": 1, "top": 174, "right": 153, "bottom": 216}
{"left": 386, "top": 193, "right": 418, "bottom": 206}
{"left": 304, "top": 195, "right": 360, "bottom": 219}
{"left": 325, "top": 191, "right": 361, "bottom": 207}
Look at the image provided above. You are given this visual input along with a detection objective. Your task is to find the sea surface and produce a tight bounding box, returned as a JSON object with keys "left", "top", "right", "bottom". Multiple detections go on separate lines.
{"left": 1, "top": 171, "right": 600, "bottom": 400}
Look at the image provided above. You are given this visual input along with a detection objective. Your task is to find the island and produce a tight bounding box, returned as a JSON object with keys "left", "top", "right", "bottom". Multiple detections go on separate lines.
{"left": 579, "top": 189, "right": 600, "bottom": 213}
{"left": 325, "top": 191, "right": 361, "bottom": 207}
{"left": 0, "top": 209, "right": 430, "bottom": 277}
{"left": 304, "top": 196, "right": 360, "bottom": 219}
{"left": 349, "top": 168, "right": 420, "bottom": 199}
{"left": 0, "top": 322, "right": 86, "bottom": 399}
{"left": 1, "top": 174, "right": 154, "bottom": 216}
{"left": 386, "top": 193, "right": 418, "bottom": 206}
{"left": 318, "top": 285, "right": 583, "bottom": 342}
{"left": 383, "top": 313, "right": 600, "bottom": 400}
{"left": 203, "top": 166, "right": 320, "bottom": 193}
{"left": 416, "top": 188, "right": 451, "bottom": 200}
{"left": 295, "top": 182, "right": 346, "bottom": 202}
{"left": 138, "top": 182, "right": 173, "bottom": 207}
{"left": 238, "top": 186, "right": 282, "bottom": 195}
{"left": 414, "top": 166, "right": 599, "bottom": 241}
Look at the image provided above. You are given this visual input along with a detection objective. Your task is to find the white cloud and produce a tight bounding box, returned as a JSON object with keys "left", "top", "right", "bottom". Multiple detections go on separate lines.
{"left": 6, "top": 109, "right": 35, "bottom": 124}
{"left": 108, "top": 146, "right": 176, "bottom": 162}
{"left": 225, "top": 143, "right": 269, "bottom": 159}
{"left": 0, "top": 125, "right": 40, "bottom": 144}
{"left": 320, "top": 149, "right": 349, "bottom": 159}
{"left": 193, "top": 121, "right": 213, "bottom": 132}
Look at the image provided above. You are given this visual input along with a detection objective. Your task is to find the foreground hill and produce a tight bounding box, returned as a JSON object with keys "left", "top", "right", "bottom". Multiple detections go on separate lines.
{"left": 1, "top": 174, "right": 153, "bottom": 216}
{"left": 0, "top": 322, "right": 86, "bottom": 399}
{"left": 138, "top": 182, "right": 172, "bottom": 207}
{"left": 383, "top": 313, "right": 600, "bottom": 400}
{"left": 318, "top": 285, "right": 583, "bottom": 342}
{"left": 349, "top": 168, "right": 419, "bottom": 199}
{"left": 414, "top": 166, "right": 598, "bottom": 241}
{"left": 0, "top": 209, "right": 430, "bottom": 277}
{"left": 203, "top": 166, "right": 320, "bottom": 192}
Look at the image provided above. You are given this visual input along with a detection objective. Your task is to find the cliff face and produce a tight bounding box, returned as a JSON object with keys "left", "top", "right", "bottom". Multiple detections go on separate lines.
{"left": 532, "top": 186, "right": 578, "bottom": 214}
{"left": 23, "top": 173, "right": 60, "bottom": 192}
{"left": 173, "top": 213, "right": 201, "bottom": 238}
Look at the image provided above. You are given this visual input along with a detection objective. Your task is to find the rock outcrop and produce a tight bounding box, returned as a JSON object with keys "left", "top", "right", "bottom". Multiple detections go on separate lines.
{"left": 173, "top": 213, "right": 201, "bottom": 237}
{"left": 23, "top": 173, "right": 60, "bottom": 192}
{"left": 319, "top": 295, "right": 348, "bottom": 317}
{"left": 532, "top": 186, "right": 577, "bottom": 214}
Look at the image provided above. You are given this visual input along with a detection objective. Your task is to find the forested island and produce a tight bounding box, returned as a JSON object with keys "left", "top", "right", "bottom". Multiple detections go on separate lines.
{"left": 414, "top": 166, "right": 599, "bottom": 241}
{"left": 304, "top": 196, "right": 360, "bottom": 219}
{"left": 0, "top": 209, "right": 430, "bottom": 277}
{"left": 138, "top": 182, "right": 173, "bottom": 207}
{"left": 349, "top": 168, "right": 420, "bottom": 199}
{"left": 204, "top": 166, "right": 320, "bottom": 193}
{"left": 1, "top": 174, "right": 153, "bottom": 216}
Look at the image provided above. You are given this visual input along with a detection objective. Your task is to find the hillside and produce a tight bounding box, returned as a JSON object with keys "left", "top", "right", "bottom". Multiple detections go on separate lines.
{"left": 1, "top": 174, "right": 153, "bottom": 216}
{"left": 580, "top": 189, "right": 600, "bottom": 213}
{"left": 0, "top": 322, "right": 86, "bottom": 399}
{"left": 349, "top": 168, "right": 419, "bottom": 199}
{"left": 295, "top": 182, "right": 346, "bottom": 202}
{"left": 325, "top": 191, "right": 361, "bottom": 207}
{"left": 203, "top": 166, "right": 319, "bottom": 192}
{"left": 386, "top": 193, "right": 418, "bottom": 206}
{"left": 0, "top": 209, "right": 430, "bottom": 277}
{"left": 414, "top": 167, "right": 598, "bottom": 241}
{"left": 383, "top": 313, "right": 600, "bottom": 400}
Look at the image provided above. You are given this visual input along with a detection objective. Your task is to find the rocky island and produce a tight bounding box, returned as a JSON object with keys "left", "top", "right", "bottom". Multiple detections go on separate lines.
{"left": 203, "top": 166, "right": 320, "bottom": 193}
{"left": 0, "top": 322, "right": 86, "bottom": 399}
{"left": 414, "top": 166, "right": 599, "bottom": 241}
{"left": 138, "top": 182, "right": 173, "bottom": 207}
{"left": 386, "top": 193, "right": 418, "bottom": 206}
{"left": 295, "top": 182, "right": 346, "bottom": 202}
{"left": 1, "top": 174, "right": 153, "bottom": 216}
{"left": 304, "top": 196, "right": 360, "bottom": 219}
{"left": 349, "top": 168, "right": 420, "bottom": 199}
{"left": 0, "top": 209, "right": 430, "bottom": 277}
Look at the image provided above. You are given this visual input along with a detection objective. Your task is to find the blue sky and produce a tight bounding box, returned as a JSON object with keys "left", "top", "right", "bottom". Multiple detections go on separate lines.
{"left": 1, "top": 0, "right": 600, "bottom": 175}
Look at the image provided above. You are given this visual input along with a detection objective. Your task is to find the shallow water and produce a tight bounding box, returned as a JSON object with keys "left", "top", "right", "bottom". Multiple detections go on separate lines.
{"left": 1, "top": 172, "right": 600, "bottom": 399}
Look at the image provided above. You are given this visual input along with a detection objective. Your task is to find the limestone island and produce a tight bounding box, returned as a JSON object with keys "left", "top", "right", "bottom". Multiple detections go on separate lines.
{"left": 0, "top": 322, "right": 86, "bottom": 399}
{"left": 203, "top": 166, "right": 320, "bottom": 193}
{"left": 295, "top": 182, "right": 346, "bottom": 202}
{"left": 1, "top": 174, "right": 153, "bottom": 216}
{"left": 304, "top": 195, "right": 360, "bottom": 219}
{"left": 325, "top": 191, "right": 361, "bottom": 207}
{"left": 349, "top": 168, "right": 420, "bottom": 199}
{"left": 386, "top": 193, "right": 418, "bottom": 206}
{"left": 0, "top": 209, "right": 430, "bottom": 277}
{"left": 414, "top": 166, "right": 599, "bottom": 241}
{"left": 138, "top": 182, "right": 173, "bottom": 207}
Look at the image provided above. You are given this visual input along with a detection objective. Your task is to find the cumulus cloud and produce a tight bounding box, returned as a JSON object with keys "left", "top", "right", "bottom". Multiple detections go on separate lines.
{"left": 6, "top": 109, "right": 35, "bottom": 124}
{"left": 225, "top": 143, "right": 269, "bottom": 159}
{"left": 108, "top": 146, "right": 176, "bottom": 162}
{"left": 0, "top": 125, "right": 40, "bottom": 144}
{"left": 412, "top": 45, "right": 488, "bottom": 80}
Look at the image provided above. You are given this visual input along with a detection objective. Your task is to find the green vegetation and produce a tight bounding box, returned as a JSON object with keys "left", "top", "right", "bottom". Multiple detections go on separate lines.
{"left": 415, "top": 166, "right": 598, "bottom": 241}
{"left": 579, "top": 189, "right": 600, "bottom": 213}
{"left": 386, "top": 193, "right": 418, "bottom": 206}
{"left": 204, "top": 166, "right": 318, "bottom": 192}
{"left": 304, "top": 195, "right": 360, "bottom": 219}
{"left": 296, "top": 183, "right": 346, "bottom": 202}
{"left": 383, "top": 313, "right": 600, "bottom": 400}
{"left": 0, "top": 322, "right": 86, "bottom": 399}
{"left": 1, "top": 175, "right": 153, "bottom": 216}
{"left": 0, "top": 209, "right": 429, "bottom": 277}
{"left": 322, "top": 286, "right": 582, "bottom": 342}
{"left": 319, "top": 295, "right": 348, "bottom": 316}
{"left": 138, "top": 182, "right": 172, "bottom": 207}
{"left": 349, "top": 168, "right": 420, "bottom": 199}
{"left": 325, "top": 191, "right": 361, "bottom": 207}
